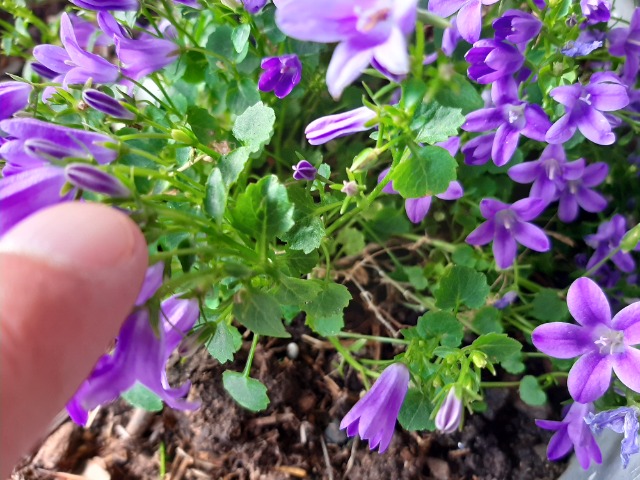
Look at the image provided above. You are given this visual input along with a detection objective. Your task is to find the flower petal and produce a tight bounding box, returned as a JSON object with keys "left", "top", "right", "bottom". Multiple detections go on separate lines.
{"left": 576, "top": 108, "right": 615, "bottom": 145}
{"left": 491, "top": 124, "right": 520, "bottom": 166}
{"left": 512, "top": 221, "right": 550, "bottom": 252}
{"left": 493, "top": 225, "right": 517, "bottom": 269}
{"left": 545, "top": 114, "right": 577, "bottom": 144}
{"left": 567, "top": 277, "right": 612, "bottom": 328}
{"left": 546, "top": 429, "right": 574, "bottom": 461}
{"left": 612, "top": 348, "right": 640, "bottom": 394}
{"left": 456, "top": 0, "right": 482, "bottom": 43}
{"left": 569, "top": 352, "right": 613, "bottom": 403}
{"left": 465, "top": 220, "right": 495, "bottom": 246}
{"left": 326, "top": 41, "right": 374, "bottom": 99}
{"left": 532, "top": 323, "right": 594, "bottom": 358}
{"left": 405, "top": 197, "right": 432, "bottom": 223}
{"left": 612, "top": 303, "right": 640, "bottom": 343}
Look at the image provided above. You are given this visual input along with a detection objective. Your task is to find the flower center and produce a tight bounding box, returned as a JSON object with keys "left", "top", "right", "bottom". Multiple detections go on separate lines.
{"left": 544, "top": 158, "right": 561, "bottom": 181}
{"left": 496, "top": 209, "right": 517, "bottom": 230}
{"left": 355, "top": 3, "right": 392, "bottom": 33}
{"left": 594, "top": 329, "right": 626, "bottom": 355}
{"left": 579, "top": 93, "right": 592, "bottom": 105}
{"left": 505, "top": 104, "right": 526, "bottom": 129}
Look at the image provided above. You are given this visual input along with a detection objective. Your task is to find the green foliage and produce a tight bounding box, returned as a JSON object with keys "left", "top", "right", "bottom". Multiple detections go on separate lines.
{"left": 232, "top": 102, "right": 276, "bottom": 153}
{"left": 471, "top": 334, "right": 522, "bottom": 367}
{"left": 417, "top": 311, "right": 463, "bottom": 348}
{"left": 410, "top": 101, "right": 465, "bottom": 144}
{"left": 222, "top": 371, "right": 270, "bottom": 412}
{"left": 121, "top": 383, "right": 164, "bottom": 412}
{"left": 473, "top": 307, "right": 504, "bottom": 334}
{"left": 391, "top": 146, "right": 457, "bottom": 198}
{"left": 531, "top": 289, "right": 569, "bottom": 323}
{"left": 398, "top": 388, "right": 435, "bottom": 431}
{"left": 304, "top": 282, "right": 351, "bottom": 318}
{"left": 207, "top": 323, "right": 243, "bottom": 364}
{"left": 187, "top": 106, "right": 216, "bottom": 145}
{"left": 435, "top": 266, "right": 490, "bottom": 310}
{"left": 519, "top": 375, "right": 547, "bottom": 406}
{"left": 233, "top": 290, "right": 290, "bottom": 338}
{"left": 204, "top": 168, "right": 226, "bottom": 223}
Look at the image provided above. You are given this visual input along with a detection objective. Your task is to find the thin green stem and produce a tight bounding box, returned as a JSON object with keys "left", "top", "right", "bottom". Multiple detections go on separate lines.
{"left": 243, "top": 334, "right": 260, "bottom": 377}
{"left": 328, "top": 336, "right": 372, "bottom": 389}
{"left": 336, "top": 332, "right": 410, "bottom": 345}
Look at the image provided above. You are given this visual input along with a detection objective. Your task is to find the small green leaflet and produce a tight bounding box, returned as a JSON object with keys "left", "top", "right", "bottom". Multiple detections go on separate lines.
{"left": 232, "top": 102, "right": 276, "bottom": 153}
{"left": 391, "top": 146, "right": 457, "bottom": 198}
{"left": 223, "top": 371, "right": 270, "bottom": 412}
{"left": 398, "top": 388, "right": 435, "bottom": 431}
{"left": 417, "top": 311, "right": 463, "bottom": 348}
{"left": 204, "top": 168, "right": 226, "bottom": 224}
{"left": 121, "top": 383, "right": 163, "bottom": 412}
{"left": 234, "top": 289, "right": 290, "bottom": 338}
{"left": 206, "top": 322, "right": 242, "bottom": 364}
{"left": 435, "top": 265, "right": 490, "bottom": 310}
{"left": 519, "top": 375, "right": 547, "bottom": 406}
{"left": 410, "top": 101, "right": 465, "bottom": 144}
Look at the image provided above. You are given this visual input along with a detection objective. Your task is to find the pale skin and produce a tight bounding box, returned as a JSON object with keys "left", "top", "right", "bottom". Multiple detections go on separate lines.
{"left": 0, "top": 203, "right": 148, "bottom": 476}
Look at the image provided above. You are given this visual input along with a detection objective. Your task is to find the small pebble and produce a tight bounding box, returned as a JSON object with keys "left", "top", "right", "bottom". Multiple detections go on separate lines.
{"left": 324, "top": 421, "right": 348, "bottom": 445}
{"left": 286, "top": 342, "right": 299, "bottom": 359}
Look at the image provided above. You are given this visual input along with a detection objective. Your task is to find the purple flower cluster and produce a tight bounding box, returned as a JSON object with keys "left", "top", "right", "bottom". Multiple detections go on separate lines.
{"left": 67, "top": 263, "right": 200, "bottom": 425}
{"left": 585, "top": 407, "right": 640, "bottom": 468}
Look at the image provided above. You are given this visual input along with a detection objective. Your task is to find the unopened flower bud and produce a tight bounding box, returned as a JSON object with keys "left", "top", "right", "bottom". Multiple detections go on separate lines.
{"left": 351, "top": 147, "right": 379, "bottom": 172}
{"left": 435, "top": 388, "right": 463, "bottom": 434}
{"left": 470, "top": 352, "right": 487, "bottom": 369}
{"left": 65, "top": 163, "right": 130, "bottom": 197}
{"left": 171, "top": 128, "right": 196, "bottom": 145}
{"left": 82, "top": 89, "right": 135, "bottom": 119}
{"left": 292, "top": 160, "right": 317, "bottom": 181}
{"left": 341, "top": 180, "right": 358, "bottom": 197}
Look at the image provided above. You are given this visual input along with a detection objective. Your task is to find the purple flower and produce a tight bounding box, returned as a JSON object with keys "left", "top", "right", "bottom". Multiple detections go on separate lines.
{"left": 275, "top": 0, "right": 417, "bottom": 99}
{"left": 465, "top": 39, "right": 525, "bottom": 85}
{"left": 243, "top": 0, "right": 268, "bottom": 13}
{"left": 435, "top": 388, "right": 463, "bottom": 433}
{"left": 67, "top": 264, "right": 201, "bottom": 426}
{"left": 533, "top": 0, "right": 546, "bottom": 7}
{"left": 580, "top": 0, "right": 611, "bottom": 25}
{"left": 340, "top": 363, "right": 410, "bottom": 452}
{"left": 462, "top": 77, "right": 551, "bottom": 166}
{"left": 305, "top": 106, "right": 376, "bottom": 145}
{"left": 608, "top": 9, "right": 640, "bottom": 85}
{"left": 64, "top": 164, "right": 130, "bottom": 198}
{"left": 442, "top": 18, "right": 462, "bottom": 56}
{"left": 535, "top": 402, "right": 602, "bottom": 470}
{"left": 585, "top": 407, "right": 640, "bottom": 468}
{"left": 462, "top": 132, "right": 494, "bottom": 166}
{"left": 585, "top": 215, "right": 636, "bottom": 274}
{"left": 68, "top": 13, "right": 110, "bottom": 49}
{"left": 556, "top": 162, "right": 608, "bottom": 223}
{"left": 561, "top": 36, "right": 603, "bottom": 58}
{"left": 82, "top": 89, "right": 135, "bottom": 119}
{"left": 0, "top": 82, "right": 32, "bottom": 120}
{"left": 428, "top": 0, "right": 499, "bottom": 44}
{"left": 532, "top": 277, "right": 640, "bottom": 403}
{"left": 494, "top": 291, "right": 518, "bottom": 309}
{"left": 465, "top": 197, "right": 550, "bottom": 270}
{"left": 493, "top": 10, "right": 542, "bottom": 46}
{"left": 33, "top": 13, "right": 119, "bottom": 101}
{"left": 545, "top": 72, "right": 630, "bottom": 146}
{"left": 69, "top": 0, "right": 139, "bottom": 10}
{"left": 292, "top": 160, "right": 317, "bottom": 181}
{"left": 258, "top": 54, "right": 302, "bottom": 99}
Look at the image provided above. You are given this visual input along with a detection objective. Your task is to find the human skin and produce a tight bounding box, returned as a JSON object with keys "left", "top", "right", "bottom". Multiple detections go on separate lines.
{"left": 0, "top": 203, "right": 148, "bottom": 476}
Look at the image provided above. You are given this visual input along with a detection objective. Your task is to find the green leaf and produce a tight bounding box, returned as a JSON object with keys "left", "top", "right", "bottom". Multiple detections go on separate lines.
{"left": 226, "top": 78, "right": 261, "bottom": 115}
{"left": 404, "top": 266, "right": 428, "bottom": 290}
{"left": 222, "top": 371, "right": 270, "bottom": 412}
{"left": 186, "top": 106, "right": 216, "bottom": 145}
{"left": 336, "top": 228, "right": 366, "bottom": 256}
{"left": 410, "top": 101, "right": 465, "bottom": 144}
{"left": 398, "top": 388, "right": 435, "bottom": 431}
{"left": 231, "top": 175, "right": 294, "bottom": 239}
{"left": 531, "top": 289, "right": 569, "bottom": 322}
{"left": 306, "top": 313, "right": 344, "bottom": 336}
{"left": 204, "top": 168, "right": 226, "bottom": 224}
{"left": 219, "top": 147, "right": 251, "bottom": 188}
{"left": 452, "top": 244, "right": 477, "bottom": 267}
{"left": 391, "top": 146, "right": 457, "bottom": 198}
{"left": 519, "top": 375, "right": 547, "bottom": 406}
{"left": 232, "top": 24, "right": 251, "bottom": 53}
{"left": 473, "top": 307, "right": 504, "bottom": 334}
{"left": 471, "top": 333, "right": 522, "bottom": 365}
{"left": 502, "top": 354, "right": 526, "bottom": 374}
{"left": 232, "top": 102, "right": 276, "bottom": 153}
{"left": 206, "top": 322, "right": 242, "bottom": 364}
{"left": 280, "top": 215, "right": 325, "bottom": 253}
{"left": 274, "top": 276, "right": 323, "bottom": 306}
{"left": 417, "top": 311, "right": 463, "bottom": 347}
{"left": 304, "top": 282, "right": 351, "bottom": 318}
{"left": 284, "top": 247, "right": 319, "bottom": 276}
{"left": 233, "top": 289, "right": 290, "bottom": 338}
{"left": 434, "top": 74, "right": 484, "bottom": 115}
{"left": 121, "top": 383, "right": 163, "bottom": 412}
{"left": 435, "top": 265, "right": 489, "bottom": 310}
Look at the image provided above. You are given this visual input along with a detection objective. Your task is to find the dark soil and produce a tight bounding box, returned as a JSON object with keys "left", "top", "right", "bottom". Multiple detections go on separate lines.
{"left": 10, "top": 327, "right": 567, "bottom": 480}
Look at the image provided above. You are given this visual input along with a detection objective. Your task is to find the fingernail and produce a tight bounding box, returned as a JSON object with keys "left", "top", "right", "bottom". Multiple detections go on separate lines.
{"left": 0, "top": 203, "right": 139, "bottom": 269}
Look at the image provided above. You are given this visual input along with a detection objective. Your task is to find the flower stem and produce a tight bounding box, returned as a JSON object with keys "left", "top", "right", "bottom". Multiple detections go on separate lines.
{"left": 243, "top": 334, "right": 260, "bottom": 377}
{"left": 328, "top": 336, "right": 372, "bottom": 389}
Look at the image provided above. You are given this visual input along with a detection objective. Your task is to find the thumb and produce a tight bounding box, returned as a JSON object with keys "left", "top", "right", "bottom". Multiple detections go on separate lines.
{"left": 0, "top": 203, "right": 148, "bottom": 475}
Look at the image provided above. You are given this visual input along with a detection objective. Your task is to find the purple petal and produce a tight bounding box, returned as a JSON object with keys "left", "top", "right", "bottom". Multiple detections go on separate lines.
{"left": 545, "top": 114, "right": 577, "bottom": 144}
{"left": 508, "top": 161, "right": 541, "bottom": 184}
{"left": 479, "top": 198, "right": 508, "bottom": 218}
{"left": 588, "top": 83, "right": 630, "bottom": 111}
{"left": 582, "top": 162, "right": 609, "bottom": 187}
{"left": 512, "top": 221, "right": 550, "bottom": 252}
{"left": 558, "top": 194, "right": 580, "bottom": 223}
{"left": 456, "top": 0, "right": 482, "bottom": 43}
{"left": 493, "top": 225, "right": 517, "bottom": 269}
{"left": 32, "top": 45, "right": 72, "bottom": 74}
{"left": 532, "top": 323, "right": 594, "bottom": 358}
{"left": 521, "top": 104, "right": 551, "bottom": 141}
{"left": 576, "top": 108, "right": 615, "bottom": 145}
{"left": 576, "top": 187, "right": 607, "bottom": 213}
{"left": 612, "top": 348, "right": 640, "bottom": 394}
{"left": 462, "top": 107, "right": 503, "bottom": 132}
{"left": 549, "top": 84, "right": 581, "bottom": 107}
{"left": 326, "top": 41, "right": 374, "bottom": 100}
{"left": 612, "top": 303, "right": 640, "bottom": 343}
{"left": 511, "top": 197, "right": 546, "bottom": 221}
{"left": 491, "top": 124, "right": 520, "bottom": 166}
{"left": 428, "top": 0, "right": 467, "bottom": 17}
{"left": 568, "top": 352, "right": 612, "bottom": 403}
{"left": 405, "top": 197, "right": 432, "bottom": 223}
{"left": 546, "top": 429, "right": 574, "bottom": 461}
{"left": 435, "top": 181, "right": 463, "bottom": 200}
{"left": 466, "top": 220, "right": 495, "bottom": 246}
{"left": 372, "top": 27, "right": 410, "bottom": 77}
{"left": 567, "top": 277, "right": 612, "bottom": 328}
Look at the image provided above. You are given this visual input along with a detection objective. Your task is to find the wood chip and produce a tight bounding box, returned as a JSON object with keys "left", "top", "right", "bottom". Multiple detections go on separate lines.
{"left": 273, "top": 466, "right": 307, "bottom": 478}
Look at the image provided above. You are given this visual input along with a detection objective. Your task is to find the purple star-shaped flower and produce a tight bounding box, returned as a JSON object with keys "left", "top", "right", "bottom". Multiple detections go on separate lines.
{"left": 428, "top": 0, "right": 499, "bottom": 44}
{"left": 493, "top": 10, "right": 542, "bottom": 47}
{"left": 580, "top": 0, "right": 611, "bottom": 26}
{"left": 462, "top": 132, "right": 494, "bottom": 166}
{"left": 585, "top": 406, "right": 640, "bottom": 469}
{"left": 275, "top": 0, "right": 417, "bottom": 99}
{"left": 340, "top": 363, "right": 410, "bottom": 452}
{"left": 67, "top": 264, "right": 201, "bottom": 426}
{"left": 585, "top": 215, "right": 636, "bottom": 274}
{"left": 536, "top": 402, "right": 602, "bottom": 470}
{"left": 465, "top": 39, "right": 525, "bottom": 85}
{"left": 33, "top": 13, "right": 119, "bottom": 101}
{"left": 258, "top": 54, "right": 302, "bottom": 99}
{"left": 507, "top": 144, "right": 608, "bottom": 222}
{"left": 465, "top": 197, "right": 550, "bottom": 270}
{"left": 532, "top": 277, "right": 640, "bottom": 403}
{"left": 462, "top": 77, "right": 551, "bottom": 166}
{"left": 545, "top": 72, "right": 630, "bottom": 146}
